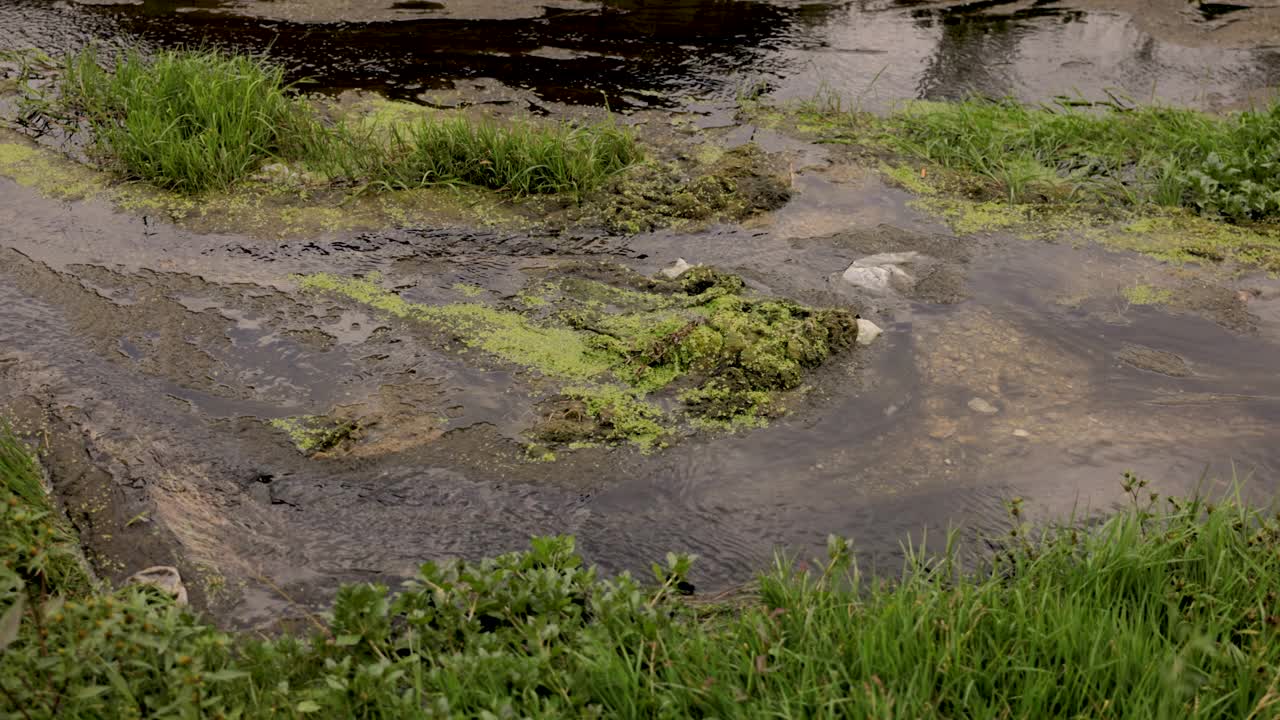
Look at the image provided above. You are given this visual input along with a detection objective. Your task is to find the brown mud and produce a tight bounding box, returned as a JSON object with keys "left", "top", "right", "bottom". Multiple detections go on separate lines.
{"left": 1, "top": 0, "right": 1279, "bottom": 628}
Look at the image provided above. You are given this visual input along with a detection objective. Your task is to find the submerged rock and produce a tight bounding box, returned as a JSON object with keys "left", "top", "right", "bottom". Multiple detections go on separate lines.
{"left": 660, "top": 258, "right": 694, "bottom": 279}
{"left": 126, "top": 566, "right": 189, "bottom": 606}
{"left": 855, "top": 318, "right": 883, "bottom": 346}
{"left": 1117, "top": 344, "right": 1193, "bottom": 377}
{"left": 303, "top": 264, "right": 857, "bottom": 451}
{"left": 967, "top": 397, "right": 999, "bottom": 415}
{"left": 841, "top": 251, "right": 924, "bottom": 293}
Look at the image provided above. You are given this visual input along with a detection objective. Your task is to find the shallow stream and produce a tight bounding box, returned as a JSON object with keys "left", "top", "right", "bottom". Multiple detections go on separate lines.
{"left": 1, "top": 0, "right": 1279, "bottom": 625}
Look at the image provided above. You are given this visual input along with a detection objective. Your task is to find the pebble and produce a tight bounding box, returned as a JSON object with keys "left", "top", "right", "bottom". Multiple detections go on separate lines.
{"left": 839, "top": 251, "right": 923, "bottom": 293}
{"left": 660, "top": 258, "right": 693, "bottom": 279}
{"left": 855, "top": 318, "right": 883, "bottom": 346}
{"left": 967, "top": 397, "right": 999, "bottom": 415}
{"left": 1013, "top": 429, "right": 1031, "bottom": 438}
{"left": 928, "top": 419, "right": 957, "bottom": 440}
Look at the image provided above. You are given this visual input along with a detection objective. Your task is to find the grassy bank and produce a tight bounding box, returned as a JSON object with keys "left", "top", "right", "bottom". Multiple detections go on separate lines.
{"left": 4, "top": 425, "right": 1280, "bottom": 718}
{"left": 742, "top": 93, "right": 1280, "bottom": 268}
{"left": 42, "top": 49, "right": 638, "bottom": 196}
{"left": 888, "top": 99, "right": 1280, "bottom": 222}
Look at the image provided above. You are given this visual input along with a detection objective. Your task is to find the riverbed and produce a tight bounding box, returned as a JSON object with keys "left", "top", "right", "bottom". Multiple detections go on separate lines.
{"left": 1, "top": 0, "right": 1278, "bottom": 627}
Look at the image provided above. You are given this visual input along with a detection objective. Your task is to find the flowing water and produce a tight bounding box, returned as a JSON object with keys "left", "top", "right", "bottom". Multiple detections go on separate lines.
{"left": 2, "top": 0, "right": 1279, "bottom": 625}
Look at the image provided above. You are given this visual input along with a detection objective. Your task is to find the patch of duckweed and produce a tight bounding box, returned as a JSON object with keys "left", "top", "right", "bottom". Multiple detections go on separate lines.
{"left": 300, "top": 266, "right": 857, "bottom": 452}
{"left": 452, "top": 282, "right": 485, "bottom": 298}
{"left": 1106, "top": 211, "right": 1280, "bottom": 271}
{"left": 270, "top": 415, "right": 358, "bottom": 455}
{"left": 536, "top": 385, "right": 668, "bottom": 451}
{"left": 1122, "top": 284, "right": 1175, "bottom": 306}
{"left": 297, "top": 272, "right": 613, "bottom": 380}
{"left": 880, "top": 162, "right": 937, "bottom": 196}
{"left": 0, "top": 140, "right": 105, "bottom": 199}
{"left": 523, "top": 444, "right": 558, "bottom": 462}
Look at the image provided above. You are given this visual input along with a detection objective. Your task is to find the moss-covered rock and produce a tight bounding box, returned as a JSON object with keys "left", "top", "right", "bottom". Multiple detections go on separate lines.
{"left": 270, "top": 415, "right": 359, "bottom": 455}
{"left": 298, "top": 263, "right": 856, "bottom": 453}
{"left": 585, "top": 144, "right": 791, "bottom": 235}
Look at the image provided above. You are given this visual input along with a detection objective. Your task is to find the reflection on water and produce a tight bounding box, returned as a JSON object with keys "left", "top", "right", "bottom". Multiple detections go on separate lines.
{"left": 2, "top": 0, "right": 1279, "bottom": 110}
{"left": 775, "top": 1, "right": 1280, "bottom": 110}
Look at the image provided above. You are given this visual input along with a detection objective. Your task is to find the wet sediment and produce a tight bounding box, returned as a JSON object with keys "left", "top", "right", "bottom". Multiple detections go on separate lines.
{"left": 1, "top": 0, "right": 1279, "bottom": 628}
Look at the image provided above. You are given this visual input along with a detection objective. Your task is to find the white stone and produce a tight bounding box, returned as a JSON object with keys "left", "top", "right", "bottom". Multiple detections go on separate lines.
{"left": 660, "top": 258, "right": 693, "bottom": 279}
{"left": 855, "top": 318, "right": 883, "bottom": 346}
{"left": 967, "top": 397, "right": 999, "bottom": 415}
{"left": 840, "top": 252, "right": 922, "bottom": 292}
{"left": 1013, "top": 429, "right": 1031, "bottom": 438}
{"left": 126, "top": 566, "right": 189, "bottom": 606}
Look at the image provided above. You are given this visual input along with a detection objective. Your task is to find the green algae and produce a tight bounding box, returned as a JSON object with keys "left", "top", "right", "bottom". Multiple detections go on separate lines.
{"left": 914, "top": 198, "right": 1028, "bottom": 235}
{"left": 880, "top": 162, "right": 937, "bottom": 196}
{"left": 585, "top": 144, "right": 790, "bottom": 235}
{"left": 452, "top": 282, "right": 485, "bottom": 298}
{"left": 297, "top": 272, "right": 613, "bottom": 380}
{"left": 270, "top": 415, "right": 358, "bottom": 455}
{"left": 298, "top": 266, "right": 858, "bottom": 452}
{"left": 1106, "top": 212, "right": 1280, "bottom": 271}
{"left": 543, "top": 385, "right": 668, "bottom": 451}
{"left": 1122, "top": 284, "right": 1175, "bottom": 306}
{"left": 0, "top": 141, "right": 105, "bottom": 200}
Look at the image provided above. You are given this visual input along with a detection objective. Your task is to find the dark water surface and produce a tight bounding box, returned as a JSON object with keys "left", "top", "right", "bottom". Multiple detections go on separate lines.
{"left": 4, "top": 0, "right": 1280, "bottom": 111}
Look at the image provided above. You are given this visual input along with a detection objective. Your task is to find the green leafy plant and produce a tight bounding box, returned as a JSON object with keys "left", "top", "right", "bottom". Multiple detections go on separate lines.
{"left": 5, "top": 418, "right": 1280, "bottom": 718}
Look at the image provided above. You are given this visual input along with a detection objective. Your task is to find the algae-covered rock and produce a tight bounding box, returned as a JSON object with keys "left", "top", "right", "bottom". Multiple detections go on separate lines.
{"left": 587, "top": 143, "right": 790, "bottom": 235}
{"left": 533, "top": 386, "right": 667, "bottom": 451}
{"left": 299, "top": 263, "right": 857, "bottom": 453}
{"left": 270, "top": 415, "right": 359, "bottom": 455}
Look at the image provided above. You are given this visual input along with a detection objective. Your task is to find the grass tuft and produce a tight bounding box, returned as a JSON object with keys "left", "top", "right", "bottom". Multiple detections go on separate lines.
{"left": 321, "top": 114, "right": 641, "bottom": 197}
{"left": 49, "top": 48, "right": 640, "bottom": 198}
{"left": 60, "top": 48, "right": 313, "bottom": 193}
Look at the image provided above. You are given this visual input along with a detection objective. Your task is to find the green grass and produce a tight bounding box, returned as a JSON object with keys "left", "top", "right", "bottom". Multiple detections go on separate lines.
{"left": 50, "top": 48, "right": 639, "bottom": 197}
{"left": 320, "top": 113, "right": 641, "bottom": 197}
{"left": 58, "top": 48, "right": 314, "bottom": 193}
{"left": 5, "top": 419, "right": 1280, "bottom": 718}
{"left": 0, "top": 426, "right": 92, "bottom": 599}
{"left": 888, "top": 98, "right": 1280, "bottom": 221}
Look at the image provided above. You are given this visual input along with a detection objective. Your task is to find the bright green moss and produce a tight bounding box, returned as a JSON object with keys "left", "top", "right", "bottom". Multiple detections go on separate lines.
{"left": 1122, "top": 284, "right": 1175, "bottom": 306}
{"left": 0, "top": 142, "right": 105, "bottom": 199}
{"left": 269, "top": 415, "right": 358, "bottom": 454}
{"left": 298, "top": 267, "right": 857, "bottom": 451}
{"left": 297, "top": 273, "right": 613, "bottom": 380}
{"left": 561, "top": 385, "right": 667, "bottom": 451}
